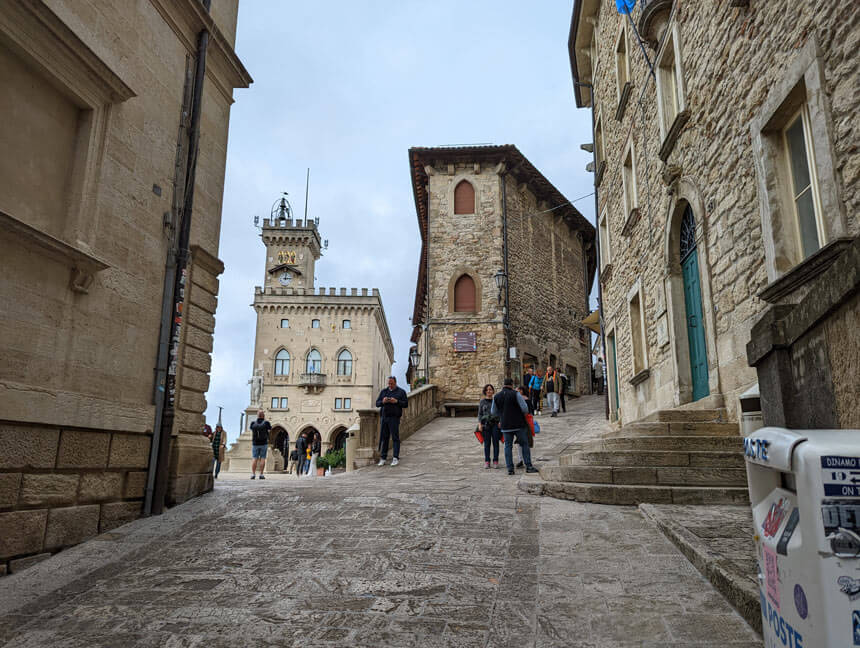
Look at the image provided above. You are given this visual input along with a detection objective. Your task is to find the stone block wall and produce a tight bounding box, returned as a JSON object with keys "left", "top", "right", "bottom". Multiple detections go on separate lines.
{"left": 504, "top": 174, "right": 592, "bottom": 395}
{"left": 0, "top": 1, "right": 248, "bottom": 572}
{"left": 0, "top": 423, "right": 150, "bottom": 573}
{"left": 581, "top": 0, "right": 858, "bottom": 423}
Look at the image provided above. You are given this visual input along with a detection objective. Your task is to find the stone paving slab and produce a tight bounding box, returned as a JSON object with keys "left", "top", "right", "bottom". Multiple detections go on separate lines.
{"left": 0, "top": 396, "right": 760, "bottom": 647}
{"left": 638, "top": 503, "right": 761, "bottom": 634}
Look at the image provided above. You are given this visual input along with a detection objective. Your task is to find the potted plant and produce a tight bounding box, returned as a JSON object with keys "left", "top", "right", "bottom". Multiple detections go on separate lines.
{"left": 316, "top": 454, "right": 328, "bottom": 476}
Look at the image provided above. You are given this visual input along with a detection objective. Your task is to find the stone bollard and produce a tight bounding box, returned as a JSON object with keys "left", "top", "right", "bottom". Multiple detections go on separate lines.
{"left": 345, "top": 423, "right": 359, "bottom": 472}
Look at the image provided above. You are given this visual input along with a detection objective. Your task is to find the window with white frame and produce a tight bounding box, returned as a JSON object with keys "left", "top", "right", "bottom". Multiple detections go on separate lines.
{"left": 622, "top": 141, "right": 638, "bottom": 217}
{"left": 271, "top": 397, "right": 288, "bottom": 409}
{"left": 336, "top": 349, "right": 353, "bottom": 376}
{"left": 599, "top": 209, "right": 611, "bottom": 269}
{"left": 782, "top": 106, "right": 824, "bottom": 259}
{"left": 271, "top": 397, "right": 278, "bottom": 409}
{"left": 306, "top": 349, "right": 322, "bottom": 373}
{"left": 656, "top": 23, "right": 686, "bottom": 141}
{"left": 750, "top": 37, "right": 845, "bottom": 284}
{"left": 274, "top": 349, "right": 290, "bottom": 376}
{"left": 615, "top": 23, "right": 630, "bottom": 103}
{"left": 280, "top": 318, "right": 289, "bottom": 328}
{"left": 280, "top": 397, "right": 288, "bottom": 409}
{"left": 627, "top": 284, "right": 648, "bottom": 376}
{"left": 335, "top": 397, "right": 352, "bottom": 410}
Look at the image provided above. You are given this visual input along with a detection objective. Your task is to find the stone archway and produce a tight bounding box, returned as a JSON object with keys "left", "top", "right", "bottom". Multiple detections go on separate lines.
{"left": 329, "top": 426, "right": 348, "bottom": 452}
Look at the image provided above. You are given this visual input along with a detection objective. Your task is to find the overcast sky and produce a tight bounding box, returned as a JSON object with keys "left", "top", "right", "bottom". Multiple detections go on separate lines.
{"left": 205, "top": 1, "right": 597, "bottom": 443}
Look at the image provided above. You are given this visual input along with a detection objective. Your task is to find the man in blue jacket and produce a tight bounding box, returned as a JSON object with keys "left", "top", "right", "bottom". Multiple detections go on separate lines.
{"left": 375, "top": 376, "right": 408, "bottom": 466}
{"left": 492, "top": 378, "right": 539, "bottom": 475}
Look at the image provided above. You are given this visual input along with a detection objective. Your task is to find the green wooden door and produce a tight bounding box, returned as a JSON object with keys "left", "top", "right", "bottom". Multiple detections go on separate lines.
{"left": 680, "top": 207, "right": 709, "bottom": 402}
{"left": 610, "top": 334, "right": 619, "bottom": 411}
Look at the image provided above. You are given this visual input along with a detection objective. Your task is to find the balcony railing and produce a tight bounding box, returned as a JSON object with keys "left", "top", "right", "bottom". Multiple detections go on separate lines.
{"left": 298, "top": 372, "right": 326, "bottom": 392}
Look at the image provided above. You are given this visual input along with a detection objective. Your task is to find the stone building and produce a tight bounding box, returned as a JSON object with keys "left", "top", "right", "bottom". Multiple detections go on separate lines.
{"left": 225, "top": 205, "right": 394, "bottom": 473}
{"left": 569, "top": 0, "right": 858, "bottom": 424}
{"left": 0, "top": 0, "right": 250, "bottom": 574}
{"left": 408, "top": 145, "right": 596, "bottom": 404}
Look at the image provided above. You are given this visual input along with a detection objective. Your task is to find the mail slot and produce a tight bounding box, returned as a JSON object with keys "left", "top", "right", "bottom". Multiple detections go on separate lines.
{"left": 744, "top": 427, "right": 860, "bottom": 647}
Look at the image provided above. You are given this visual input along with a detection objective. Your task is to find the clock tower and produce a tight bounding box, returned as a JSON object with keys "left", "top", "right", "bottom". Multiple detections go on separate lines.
{"left": 260, "top": 195, "right": 321, "bottom": 291}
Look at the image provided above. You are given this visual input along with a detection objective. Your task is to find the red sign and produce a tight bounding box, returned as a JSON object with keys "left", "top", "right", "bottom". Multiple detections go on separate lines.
{"left": 453, "top": 332, "right": 477, "bottom": 352}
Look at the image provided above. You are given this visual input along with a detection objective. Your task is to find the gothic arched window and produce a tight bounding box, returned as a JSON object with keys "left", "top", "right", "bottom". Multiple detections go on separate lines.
{"left": 454, "top": 180, "right": 475, "bottom": 215}
{"left": 274, "top": 349, "right": 290, "bottom": 376}
{"left": 453, "top": 274, "right": 477, "bottom": 312}
{"left": 306, "top": 349, "right": 322, "bottom": 374}
{"left": 680, "top": 204, "right": 697, "bottom": 261}
{"left": 337, "top": 349, "right": 353, "bottom": 376}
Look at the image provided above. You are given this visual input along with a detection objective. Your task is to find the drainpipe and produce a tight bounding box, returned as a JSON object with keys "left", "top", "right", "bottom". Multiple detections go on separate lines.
{"left": 500, "top": 168, "right": 512, "bottom": 379}
{"left": 145, "top": 10, "right": 211, "bottom": 515}
{"left": 574, "top": 81, "right": 609, "bottom": 420}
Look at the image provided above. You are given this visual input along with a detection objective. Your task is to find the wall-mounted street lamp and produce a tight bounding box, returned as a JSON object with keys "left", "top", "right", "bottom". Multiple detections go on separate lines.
{"left": 409, "top": 347, "right": 421, "bottom": 369}
{"left": 493, "top": 269, "right": 507, "bottom": 305}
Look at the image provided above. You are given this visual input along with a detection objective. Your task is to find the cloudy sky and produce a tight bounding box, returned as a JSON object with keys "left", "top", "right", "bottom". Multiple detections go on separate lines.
{"left": 205, "top": 1, "right": 597, "bottom": 443}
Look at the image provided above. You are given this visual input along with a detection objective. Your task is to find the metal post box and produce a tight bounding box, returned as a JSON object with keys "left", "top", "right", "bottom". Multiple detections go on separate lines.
{"left": 744, "top": 427, "right": 860, "bottom": 647}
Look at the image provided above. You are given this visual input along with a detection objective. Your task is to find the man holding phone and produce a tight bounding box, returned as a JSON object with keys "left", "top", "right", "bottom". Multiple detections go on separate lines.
{"left": 375, "top": 376, "right": 408, "bottom": 466}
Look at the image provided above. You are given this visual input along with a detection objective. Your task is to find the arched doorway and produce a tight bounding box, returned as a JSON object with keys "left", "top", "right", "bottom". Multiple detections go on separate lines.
{"left": 331, "top": 426, "right": 348, "bottom": 452}
{"left": 679, "top": 205, "right": 709, "bottom": 402}
{"left": 273, "top": 427, "right": 289, "bottom": 458}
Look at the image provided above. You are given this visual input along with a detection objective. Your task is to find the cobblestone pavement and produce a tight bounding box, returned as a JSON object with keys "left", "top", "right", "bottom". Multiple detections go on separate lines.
{"left": 0, "top": 396, "right": 761, "bottom": 647}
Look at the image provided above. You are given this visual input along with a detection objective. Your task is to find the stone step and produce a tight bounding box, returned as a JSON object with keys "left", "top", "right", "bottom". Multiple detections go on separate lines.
{"left": 641, "top": 408, "right": 727, "bottom": 423}
{"left": 540, "top": 465, "right": 748, "bottom": 487}
{"left": 562, "top": 449, "right": 746, "bottom": 468}
{"left": 583, "top": 435, "right": 743, "bottom": 452}
{"left": 608, "top": 422, "right": 740, "bottom": 437}
{"left": 519, "top": 479, "right": 750, "bottom": 506}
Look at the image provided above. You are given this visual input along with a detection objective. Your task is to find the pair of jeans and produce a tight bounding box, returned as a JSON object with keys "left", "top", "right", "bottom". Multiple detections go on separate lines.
{"left": 529, "top": 388, "right": 540, "bottom": 412}
{"left": 302, "top": 459, "right": 310, "bottom": 475}
{"left": 560, "top": 392, "right": 566, "bottom": 412}
{"left": 482, "top": 423, "right": 500, "bottom": 463}
{"left": 502, "top": 428, "right": 532, "bottom": 470}
{"left": 212, "top": 457, "right": 221, "bottom": 478}
{"left": 379, "top": 416, "right": 401, "bottom": 459}
{"left": 547, "top": 391, "right": 560, "bottom": 413}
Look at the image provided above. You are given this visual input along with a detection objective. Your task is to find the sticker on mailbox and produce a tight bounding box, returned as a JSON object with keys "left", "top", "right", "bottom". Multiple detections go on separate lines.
{"left": 821, "top": 456, "right": 860, "bottom": 497}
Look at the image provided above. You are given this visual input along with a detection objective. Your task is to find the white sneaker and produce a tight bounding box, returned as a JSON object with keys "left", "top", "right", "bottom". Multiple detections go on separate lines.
{"left": 391, "top": 458, "right": 399, "bottom": 466}
{"left": 377, "top": 459, "right": 386, "bottom": 466}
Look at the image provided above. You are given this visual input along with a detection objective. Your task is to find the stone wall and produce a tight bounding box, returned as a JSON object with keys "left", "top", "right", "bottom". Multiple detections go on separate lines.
{"left": 353, "top": 384, "right": 439, "bottom": 468}
{"left": 504, "top": 173, "right": 592, "bottom": 395}
{"left": 577, "top": 0, "right": 858, "bottom": 423}
{"left": 0, "top": 0, "right": 249, "bottom": 573}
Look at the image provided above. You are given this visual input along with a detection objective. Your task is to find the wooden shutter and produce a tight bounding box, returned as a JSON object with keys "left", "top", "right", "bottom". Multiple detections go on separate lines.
{"left": 454, "top": 275, "right": 476, "bottom": 312}
{"left": 454, "top": 180, "right": 475, "bottom": 214}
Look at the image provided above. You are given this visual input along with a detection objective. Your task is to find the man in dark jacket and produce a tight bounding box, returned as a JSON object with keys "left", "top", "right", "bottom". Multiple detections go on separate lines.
{"left": 295, "top": 432, "right": 308, "bottom": 477}
{"left": 375, "top": 376, "right": 408, "bottom": 466}
{"left": 249, "top": 409, "right": 271, "bottom": 480}
{"left": 492, "top": 378, "right": 538, "bottom": 475}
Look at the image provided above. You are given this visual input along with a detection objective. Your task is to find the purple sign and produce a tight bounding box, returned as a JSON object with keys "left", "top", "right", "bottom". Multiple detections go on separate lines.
{"left": 793, "top": 584, "right": 808, "bottom": 620}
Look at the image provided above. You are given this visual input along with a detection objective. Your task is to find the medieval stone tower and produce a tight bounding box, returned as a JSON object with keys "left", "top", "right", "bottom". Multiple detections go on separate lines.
{"left": 408, "top": 145, "right": 596, "bottom": 403}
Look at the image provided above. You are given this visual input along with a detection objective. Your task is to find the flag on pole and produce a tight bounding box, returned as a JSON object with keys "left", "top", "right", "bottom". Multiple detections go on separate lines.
{"left": 616, "top": 0, "right": 636, "bottom": 14}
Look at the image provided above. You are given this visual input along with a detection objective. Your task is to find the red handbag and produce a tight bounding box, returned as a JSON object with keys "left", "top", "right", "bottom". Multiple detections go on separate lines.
{"left": 525, "top": 414, "right": 536, "bottom": 436}
{"left": 474, "top": 427, "right": 484, "bottom": 444}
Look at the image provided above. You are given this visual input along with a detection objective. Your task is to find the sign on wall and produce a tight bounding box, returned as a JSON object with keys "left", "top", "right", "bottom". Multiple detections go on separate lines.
{"left": 453, "top": 332, "right": 477, "bottom": 352}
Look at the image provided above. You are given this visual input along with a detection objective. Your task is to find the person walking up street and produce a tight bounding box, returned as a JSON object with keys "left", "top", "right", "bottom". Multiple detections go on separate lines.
{"left": 541, "top": 366, "right": 561, "bottom": 417}
{"left": 211, "top": 424, "right": 226, "bottom": 479}
{"left": 492, "top": 378, "right": 538, "bottom": 476}
{"left": 528, "top": 370, "right": 543, "bottom": 415}
{"left": 287, "top": 447, "right": 299, "bottom": 475}
{"left": 376, "top": 376, "right": 408, "bottom": 466}
{"left": 516, "top": 385, "right": 535, "bottom": 468}
{"left": 310, "top": 431, "right": 322, "bottom": 477}
{"left": 249, "top": 409, "right": 271, "bottom": 480}
{"left": 477, "top": 384, "right": 500, "bottom": 469}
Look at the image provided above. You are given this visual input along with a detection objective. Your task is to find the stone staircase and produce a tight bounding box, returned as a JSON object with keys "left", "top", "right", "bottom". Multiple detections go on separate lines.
{"left": 526, "top": 408, "right": 749, "bottom": 505}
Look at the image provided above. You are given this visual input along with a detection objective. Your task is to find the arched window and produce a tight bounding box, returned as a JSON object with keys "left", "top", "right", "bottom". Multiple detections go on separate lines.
{"left": 454, "top": 180, "right": 475, "bottom": 215}
{"left": 680, "top": 204, "right": 697, "bottom": 261}
{"left": 274, "top": 349, "right": 290, "bottom": 376}
{"left": 337, "top": 349, "right": 353, "bottom": 376}
{"left": 453, "top": 274, "right": 477, "bottom": 312}
{"left": 306, "top": 349, "right": 322, "bottom": 374}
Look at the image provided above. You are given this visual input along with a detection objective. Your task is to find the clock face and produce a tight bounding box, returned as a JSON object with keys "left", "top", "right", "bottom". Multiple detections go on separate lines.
{"left": 278, "top": 271, "right": 293, "bottom": 286}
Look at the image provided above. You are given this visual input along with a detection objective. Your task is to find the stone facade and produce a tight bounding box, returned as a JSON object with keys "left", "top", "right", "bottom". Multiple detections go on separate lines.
{"left": 409, "top": 146, "right": 595, "bottom": 404}
{"left": 0, "top": 0, "right": 250, "bottom": 573}
{"left": 569, "top": 0, "right": 859, "bottom": 423}
{"left": 224, "top": 214, "right": 394, "bottom": 472}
